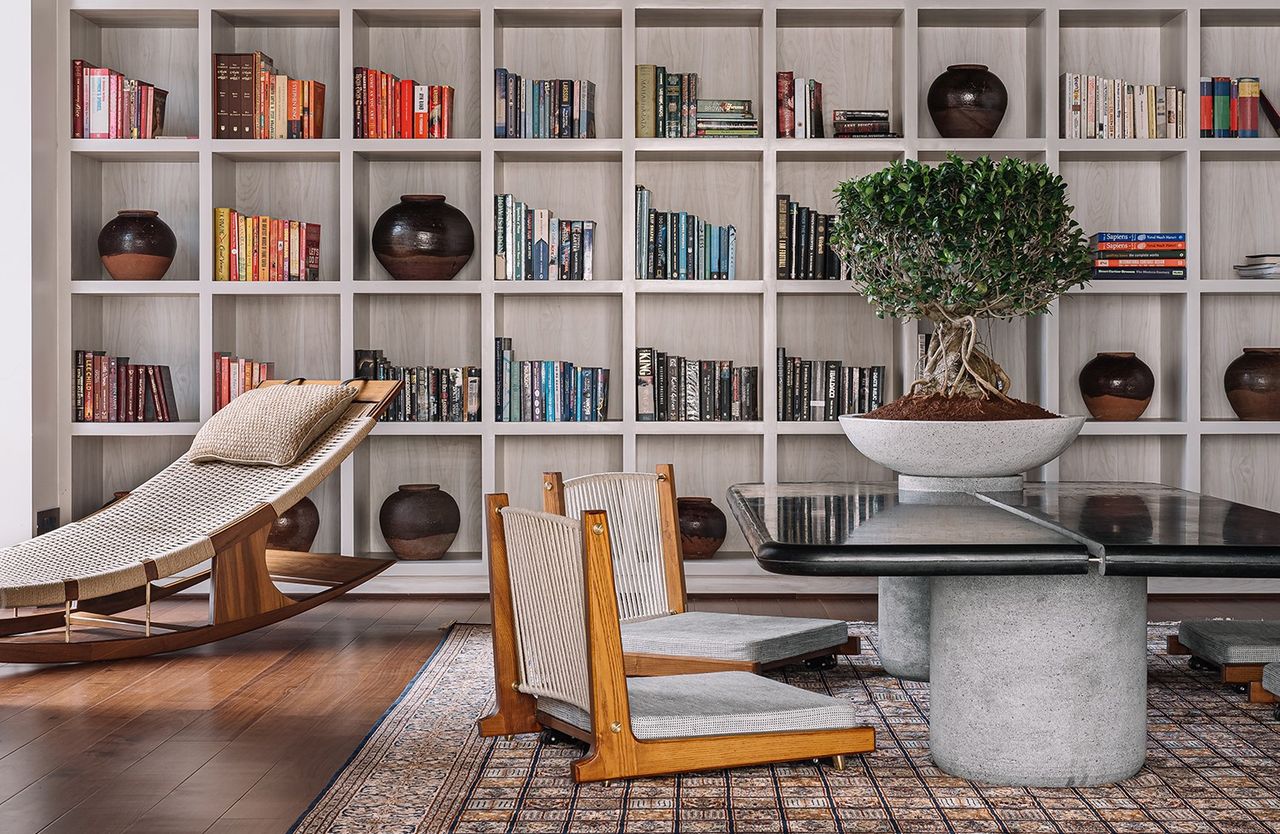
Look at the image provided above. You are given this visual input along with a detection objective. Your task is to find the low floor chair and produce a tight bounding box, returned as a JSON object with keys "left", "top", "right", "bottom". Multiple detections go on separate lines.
{"left": 1169, "top": 619, "right": 1280, "bottom": 703}
{"left": 542, "top": 465, "right": 858, "bottom": 676}
{"left": 477, "top": 494, "right": 874, "bottom": 782}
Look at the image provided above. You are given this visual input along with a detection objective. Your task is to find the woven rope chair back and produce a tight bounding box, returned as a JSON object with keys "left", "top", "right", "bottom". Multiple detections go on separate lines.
{"left": 563, "top": 472, "right": 668, "bottom": 622}
{"left": 499, "top": 507, "right": 592, "bottom": 713}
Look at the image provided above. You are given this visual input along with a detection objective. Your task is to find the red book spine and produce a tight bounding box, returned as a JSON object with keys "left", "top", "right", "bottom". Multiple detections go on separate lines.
{"left": 1230, "top": 78, "right": 1239, "bottom": 137}
{"left": 398, "top": 79, "right": 415, "bottom": 138}
{"left": 304, "top": 223, "right": 321, "bottom": 280}
{"left": 1094, "top": 240, "right": 1186, "bottom": 251}
{"left": 441, "top": 86, "right": 453, "bottom": 138}
{"left": 776, "top": 71, "right": 795, "bottom": 138}
{"left": 220, "top": 354, "right": 232, "bottom": 408}
{"left": 366, "top": 69, "right": 377, "bottom": 138}
{"left": 71, "top": 59, "right": 95, "bottom": 138}
{"left": 1094, "top": 258, "right": 1187, "bottom": 268}
{"left": 428, "top": 85, "right": 441, "bottom": 138}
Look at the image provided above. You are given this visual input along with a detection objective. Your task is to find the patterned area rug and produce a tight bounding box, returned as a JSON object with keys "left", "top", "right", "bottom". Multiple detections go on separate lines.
{"left": 293, "top": 623, "right": 1280, "bottom": 834}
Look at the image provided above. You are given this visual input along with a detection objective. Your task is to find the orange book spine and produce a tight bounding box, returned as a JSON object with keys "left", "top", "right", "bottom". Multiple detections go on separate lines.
{"left": 441, "top": 85, "right": 453, "bottom": 138}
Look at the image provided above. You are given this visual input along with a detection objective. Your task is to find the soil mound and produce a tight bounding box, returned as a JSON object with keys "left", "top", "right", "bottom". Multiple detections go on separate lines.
{"left": 863, "top": 393, "right": 1059, "bottom": 421}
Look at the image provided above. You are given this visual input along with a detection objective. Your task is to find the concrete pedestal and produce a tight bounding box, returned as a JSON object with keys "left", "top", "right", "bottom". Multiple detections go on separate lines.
{"left": 929, "top": 568, "right": 1147, "bottom": 786}
{"left": 877, "top": 576, "right": 930, "bottom": 681}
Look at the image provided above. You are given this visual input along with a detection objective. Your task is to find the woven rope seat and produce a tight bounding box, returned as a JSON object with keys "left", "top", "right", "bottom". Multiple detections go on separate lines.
{"left": 1264, "top": 663, "right": 1280, "bottom": 698}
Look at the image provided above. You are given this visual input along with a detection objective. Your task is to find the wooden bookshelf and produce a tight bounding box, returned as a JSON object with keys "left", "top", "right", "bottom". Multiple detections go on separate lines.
{"left": 55, "top": 0, "right": 1280, "bottom": 594}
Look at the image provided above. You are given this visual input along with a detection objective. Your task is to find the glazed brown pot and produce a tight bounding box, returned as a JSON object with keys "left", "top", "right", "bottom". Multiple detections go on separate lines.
{"left": 372, "top": 195, "right": 474, "bottom": 280}
{"left": 268, "top": 495, "right": 320, "bottom": 552}
{"left": 677, "top": 497, "right": 727, "bottom": 559}
{"left": 927, "top": 64, "right": 1008, "bottom": 139}
{"left": 1078, "top": 352, "right": 1154, "bottom": 421}
{"left": 379, "top": 484, "right": 460, "bottom": 560}
{"left": 98, "top": 209, "right": 177, "bottom": 280}
{"left": 1225, "top": 347, "right": 1280, "bottom": 420}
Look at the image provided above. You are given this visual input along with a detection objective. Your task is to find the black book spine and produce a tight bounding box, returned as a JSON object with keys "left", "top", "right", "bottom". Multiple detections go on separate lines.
{"left": 776, "top": 347, "right": 786, "bottom": 421}
{"left": 494, "top": 337, "right": 504, "bottom": 420}
{"left": 655, "top": 351, "right": 667, "bottom": 421}
{"left": 776, "top": 194, "right": 790, "bottom": 279}
{"left": 801, "top": 360, "right": 812, "bottom": 421}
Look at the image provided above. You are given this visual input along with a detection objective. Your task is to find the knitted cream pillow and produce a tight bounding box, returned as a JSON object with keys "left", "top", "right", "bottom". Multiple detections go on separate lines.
{"left": 189, "top": 382, "right": 359, "bottom": 466}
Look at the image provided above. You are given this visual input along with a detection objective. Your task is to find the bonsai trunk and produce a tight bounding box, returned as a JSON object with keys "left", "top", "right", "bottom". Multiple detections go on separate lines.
{"left": 913, "top": 316, "right": 1012, "bottom": 402}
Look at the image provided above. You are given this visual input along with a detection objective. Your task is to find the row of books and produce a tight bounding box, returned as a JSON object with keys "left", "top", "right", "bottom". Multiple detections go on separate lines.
{"left": 1199, "top": 77, "right": 1279, "bottom": 139}
{"left": 635, "top": 349, "right": 760, "bottom": 422}
{"left": 776, "top": 196, "right": 843, "bottom": 280}
{"left": 354, "top": 67, "right": 454, "bottom": 138}
{"left": 494, "top": 71, "right": 597, "bottom": 139}
{"left": 634, "top": 186, "right": 737, "bottom": 280}
{"left": 494, "top": 339, "right": 610, "bottom": 422}
{"left": 1236, "top": 254, "right": 1280, "bottom": 280}
{"left": 634, "top": 65, "right": 760, "bottom": 138}
{"left": 355, "top": 350, "right": 481, "bottom": 423}
{"left": 213, "top": 354, "right": 274, "bottom": 413}
{"left": 777, "top": 350, "right": 885, "bottom": 421}
{"left": 213, "top": 52, "right": 326, "bottom": 139}
{"left": 73, "top": 352, "right": 181, "bottom": 423}
{"left": 1059, "top": 74, "right": 1187, "bottom": 140}
{"left": 214, "top": 209, "right": 321, "bottom": 281}
{"left": 1091, "top": 232, "right": 1186, "bottom": 279}
{"left": 71, "top": 59, "right": 168, "bottom": 139}
{"left": 776, "top": 72, "right": 824, "bottom": 138}
{"left": 494, "top": 195, "right": 595, "bottom": 281}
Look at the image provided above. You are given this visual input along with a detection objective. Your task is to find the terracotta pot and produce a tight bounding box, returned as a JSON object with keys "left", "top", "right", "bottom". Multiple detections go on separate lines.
{"left": 1225, "top": 347, "right": 1280, "bottom": 420}
{"left": 268, "top": 496, "right": 320, "bottom": 552}
{"left": 927, "top": 64, "right": 1008, "bottom": 139}
{"left": 1078, "top": 352, "right": 1154, "bottom": 421}
{"left": 678, "top": 497, "right": 727, "bottom": 559}
{"left": 97, "top": 209, "right": 176, "bottom": 280}
{"left": 379, "top": 484, "right": 460, "bottom": 560}
{"left": 371, "top": 195, "right": 474, "bottom": 280}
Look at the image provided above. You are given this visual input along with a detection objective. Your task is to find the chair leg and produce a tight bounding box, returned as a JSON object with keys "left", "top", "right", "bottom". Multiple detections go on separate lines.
{"left": 1250, "top": 682, "right": 1278, "bottom": 704}
{"left": 831, "top": 754, "right": 846, "bottom": 771}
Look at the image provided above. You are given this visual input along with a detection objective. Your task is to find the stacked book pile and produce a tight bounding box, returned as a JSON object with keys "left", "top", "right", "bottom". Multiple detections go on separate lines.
{"left": 213, "top": 51, "right": 326, "bottom": 139}
{"left": 494, "top": 70, "right": 596, "bottom": 138}
{"left": 635, "top": 185, "right": 737, "bottom": 280}
{"left": 354, "top": 350, "right": 480, "bottom": 423}
{"left": 777, "top": 349, "right": 884, "bottom": 421}
{"left": 214, "top": 208, "right": 321, "bottom": 281}
{"left": 775, "top": 72, "right": 823, "bottom": 138}
{"left": 1059, "top": 74, "right": 1185, "bottom": 139}
{"left": 635, "top": 348, "right": 759, "bottom": 422}
{"left": 213, "top": 354, "right": 274, "bottom": 412}
{"left": 71, "top": 59, "right": 168, "bottom": 139}
{"left": 73, "top": 352, "right": 180, "bottom": 423}
{"left": 695, "top": 99, "right": 759, "bottom": 137}
{"left": 1200, "top": 77, "right": 1280, "bottom": 138}
{"left": 494, "top": 194, "right": 595, "bottom": 281}
{"left": 1091, "top": 232, "right": 1186, "bottom": 280}
{"left": 776, "top": 195, "right": 842, "bottom": 280}
{"left": 1235, "top": 253, "right": 1280, "bottom": 280}
{"left": 354, "top": 67, "right": 454, "bottom": 138}
{"left": 833, "top": 109, "right": 897, "bottom": 138}
{"left": 494, "top": 338, "right": 610, "bottom": 423}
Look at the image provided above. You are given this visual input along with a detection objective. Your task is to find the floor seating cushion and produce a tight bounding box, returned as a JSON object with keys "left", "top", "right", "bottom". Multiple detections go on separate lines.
{"left": 1179, "top": 619, "right": 1280, "bottom": 665}
{"left": 1264, "top": 663, "right": 1280, "bottom": 698}
{"left": 620, "top": 611, "right": 848, "bottom": 665}
{"left": 538, "top": 670, "right": 860, "bottom": 739}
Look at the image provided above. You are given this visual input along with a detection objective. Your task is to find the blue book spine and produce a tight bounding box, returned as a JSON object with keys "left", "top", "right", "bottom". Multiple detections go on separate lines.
{"left": 1199, "top": 76, "right": 1212, "bottom": 138}
{"left": 709, "top": 226, "right": 720, "bottom": 278}
{"left": 1091, "top": 232, "right": 1186, "bottom": 243}
{"left": 494, "top": 69, "right": 508, "bottom": 138}
{"left": 678, "top": 212, "right": 688, "bottom": 279}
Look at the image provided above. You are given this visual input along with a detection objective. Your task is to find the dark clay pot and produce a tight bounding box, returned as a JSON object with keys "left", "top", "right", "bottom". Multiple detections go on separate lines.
{"left": 927, "top": 64, "right": 1008, "bottom": 139}
{"left": 379, "top": 484, "right": 460, "bottom": 560}
{"left": 372, "top": 195, "right": 474, "bottom": 280}
{"left": 1079, "top": 352, "right": 1154, "bottom": 421}
{"left": 1225, "top": 347, "right": 1280, "bottom": 420}
{"left": 678, "top": 497, "right": 727, "bottom": 560}
{"left": 1077, "top": 494, "right": 1153, "bottom": 545}
{"left": 268, "top": 495, "right": 320, "bottom": 552}
{"left": 98, "top": 209, "right": 177, "bottom": 280}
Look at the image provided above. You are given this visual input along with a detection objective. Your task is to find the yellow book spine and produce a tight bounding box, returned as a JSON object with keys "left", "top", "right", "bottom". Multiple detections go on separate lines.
{"left": 258, "top": 216, "right": 269, "bottom": 281}
{"left": 214, "top": 207, "right": 231, "bottom": 281}
{"left": 239, "top": 214, "right": 249, "bottom": 281}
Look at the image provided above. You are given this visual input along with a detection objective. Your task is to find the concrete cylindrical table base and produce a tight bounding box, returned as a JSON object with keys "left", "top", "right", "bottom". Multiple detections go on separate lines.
{"left": 877, "top": 576, "right": 930, "bottom": 681}
{"left": 929, "top": 569, "right": 1147, "bottom": 786}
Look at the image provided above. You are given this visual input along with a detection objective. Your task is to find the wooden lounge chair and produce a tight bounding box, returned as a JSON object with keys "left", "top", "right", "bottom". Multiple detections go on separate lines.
{"left": 477, "top": 493, "right": 875, "bottom": 782}
{"left": 542, "top": 465, "right": 859, "bottom": 676}
{"left": 0, "top": 378, "right": 400, "bottom": 663}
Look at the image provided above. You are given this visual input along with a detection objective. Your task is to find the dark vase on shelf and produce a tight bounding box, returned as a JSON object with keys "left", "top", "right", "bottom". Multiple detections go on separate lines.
{"left": 371, "top": 194, "right": 474, "bottom": 280}
{"left": 677, "top": 497, "right": 727, "bottom": 559}
{"left": 927, "top": 64, "right": 1008, "bottom": 139}
{"left": 1078, "top": 352, "right": 1155, "bottom": 421}
{"left": 97, "top": 209, "right": 176, "bottom": 280}
{"left": 379, "top": 484, "right": 460, "bottom": 560}
{"left": 1224, "top": 347, "right": 1280, "bottom": 420}
{"left": 267, "top": 496, "right": 320, "bottom": 552}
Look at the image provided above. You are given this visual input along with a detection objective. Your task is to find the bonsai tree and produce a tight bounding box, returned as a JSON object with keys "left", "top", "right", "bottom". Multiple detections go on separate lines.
{"left": 831, "top": 155, "right": 1092, "bottom": 410}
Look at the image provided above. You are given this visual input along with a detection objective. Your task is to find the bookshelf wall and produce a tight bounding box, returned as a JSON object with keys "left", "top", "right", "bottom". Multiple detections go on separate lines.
{"left": 56, "top": 0, "right": 1280, "bottom": 594}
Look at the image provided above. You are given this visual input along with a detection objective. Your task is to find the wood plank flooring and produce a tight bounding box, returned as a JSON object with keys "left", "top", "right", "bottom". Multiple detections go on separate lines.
{"left": 0, "top": 595, "right": 1271, "bottom": 834}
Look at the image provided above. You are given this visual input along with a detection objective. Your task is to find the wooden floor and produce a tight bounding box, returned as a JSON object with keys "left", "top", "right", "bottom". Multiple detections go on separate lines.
{"left": 0, "top": 595, "right": 1273, "bottom": 834}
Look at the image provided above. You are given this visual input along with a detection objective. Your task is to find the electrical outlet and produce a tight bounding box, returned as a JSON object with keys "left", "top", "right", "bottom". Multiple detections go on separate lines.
{"left": 36, "top": 508, "right": 60, "bottom": 535}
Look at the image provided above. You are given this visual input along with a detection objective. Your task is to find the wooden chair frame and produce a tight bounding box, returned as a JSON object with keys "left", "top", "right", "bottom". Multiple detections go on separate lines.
{"left": 478, "top": 493, "right": 875, "bottom": 782}
{"left": 543, "top": 464, "right": 859, "bottom": 675}
{"left": 0, "top": 379, "right": 401, "bottom": 664}
{"left": 1167, "top": 634, "right": 1278, "bottom": 704}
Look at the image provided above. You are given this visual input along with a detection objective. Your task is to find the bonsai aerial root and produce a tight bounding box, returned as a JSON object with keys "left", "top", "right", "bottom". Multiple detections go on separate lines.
{"left": 912, "top": 314, "right": 1012, "bottom": 402}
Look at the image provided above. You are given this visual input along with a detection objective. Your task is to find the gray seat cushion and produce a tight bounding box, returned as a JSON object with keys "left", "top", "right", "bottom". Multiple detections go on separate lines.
{"left": 1263, "top": 663, "right": 1280, "bottom": 697}
{"left": 620, "top": 611, "right": 848, "bottom": 665}
{"left": 1179, "top": 619, "right": 1280, "bottom": 665}
{"left": 538, "top": 671, "right": 860, "bottom": 740}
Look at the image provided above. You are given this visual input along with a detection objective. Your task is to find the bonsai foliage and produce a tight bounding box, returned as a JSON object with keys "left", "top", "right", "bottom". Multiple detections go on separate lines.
{"left": 831, "top": 155, "right": 1092, "bottom": 402}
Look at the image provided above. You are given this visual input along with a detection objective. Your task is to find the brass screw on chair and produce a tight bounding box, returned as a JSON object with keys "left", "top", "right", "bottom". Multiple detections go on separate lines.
{"left": 831, "top": 755, "right": 847, "bottom": 771}
{"left": 544, "top": 482, "right": 553, "bottom": 490}
{"left": 592, "top": 523, "right": 604, "bottom": 535}
{"left": 656, "top": 472, "right": 667, "bottom": 481}
{"left": 610, "top": 721, "right": 621, "bottom": 734}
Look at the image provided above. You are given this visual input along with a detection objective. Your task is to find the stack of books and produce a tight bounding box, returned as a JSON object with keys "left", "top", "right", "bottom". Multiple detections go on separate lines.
{"left": 777, "top": 349, "right": 884, "bottom": 421}
{"left": 73, "top": 352, "right": 180, "bottom": 423}
{"left": 1200, "top": 77, "right": 1280, "bottom": 138}
{"left": 494, "top": 70, "right": 596, "bottom": 138}
{"left": 213, "top": 52, "right": 326, "bottom": 139}
{"left": 494, "top": 339, "right": 610, "bottom": 423}
{"left": 775, "top": 72, "right": 823, "bottom": 138}
{"left": 833, "top": 109, "right": 896, "bottom": 138}
{"left": 1091, "top": 232, "right": 1186, "bottom": 279}
{"left": 354, "top": 67, "right": 454, "bottom": 138}
{"left": 1235, "top": 254, "right": 1280, "bottom": 280}
{"left": 354, "top": 350, "right": 480, "bottom": 422}
{"left": 214, "top": 209, "right": 321, "bottom": 281}
{"left": 494, "top": 195, "right": 595, "bottom": 281}
{"left": 634, "top": 186, "right": 737, "bottom": 280}
{"left": 695, "top": 99, "right": 759, "bottom": 137}
{"left": 1059, "top": 74, "right": 1185, "bottom": 139}
{"left": 635, "top": 65, "right": 695, "bottom": 137}
{"left": 776, "top": 195, "right": 842, "bottom": 280}
{"left": 71, "top": 59, "right": 168, "bottom": 139}
{"left": 636, "top": 348, "right": 759, "bottom": 422}
{"left": 213, "top": 354, "right": 274, "bottom": 412}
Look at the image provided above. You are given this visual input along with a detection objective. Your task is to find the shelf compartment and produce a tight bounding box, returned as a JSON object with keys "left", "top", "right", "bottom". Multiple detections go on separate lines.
{"left": 212, "top": 294, "right": 341, "bottom": 387}
{"left": 777, "top": 294, "right": 898, "bottom": 404}
{"left": 1060, "top": 151, "right": 1187, "bottom": 244}
{"left": 353, "top": 293, "right": 482, "bottom": 371}
{"left": 778, "top": 435, "right": 893, "bottom": 482}
{"left": 1201, "top": 435, "right": 1280, "bottom": 512}
{"left": 1058, "top": 435, "right": 1184, "bottom": 484}
{"left": 496, "top": 435, "right": 623, "bottom": 512}
{"left": 637, "top": 294, "right": 763, "bottom": 373}
{"left": 637, "top": 435, "right": 761, "bottom": 552}
{"left": 1200, "top": 294, "right": 1280, "bottom": 420}
{"left": 70, "top": 435, "right": 193, "bottom": 522}
{"left": 1200, "top": 153, "right": 1280, "bottom": 280}
{"left": 1200, "top": 8, "right": 1280, "bottom": 141}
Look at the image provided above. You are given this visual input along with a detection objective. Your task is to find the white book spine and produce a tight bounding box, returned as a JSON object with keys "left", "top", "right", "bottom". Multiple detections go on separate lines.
{"left": 794, "top": 77, "right": 807, "bottom": 139}
{"left": 583, "top": 221, "right": 594, "bottom": 281}
{"left": 88, "top": 73, "right": 109, "bottom": 138}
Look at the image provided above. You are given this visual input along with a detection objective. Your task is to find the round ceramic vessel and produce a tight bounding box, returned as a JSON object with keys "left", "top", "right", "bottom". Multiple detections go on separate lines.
{"left": 838, "top": 414, "right": 1086, "bottom": 477}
